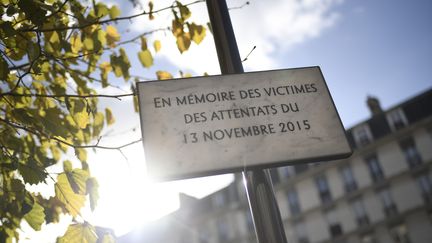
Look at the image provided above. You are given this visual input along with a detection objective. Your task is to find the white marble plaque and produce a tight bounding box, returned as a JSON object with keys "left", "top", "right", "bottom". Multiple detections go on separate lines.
{"left": 137, "top": 67, "right": 352, "bottom": 180}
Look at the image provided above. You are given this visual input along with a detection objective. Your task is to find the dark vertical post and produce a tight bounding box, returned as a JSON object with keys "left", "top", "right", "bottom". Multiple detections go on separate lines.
{"left": 206, "top": 1, "right": 288, "bottom": 243}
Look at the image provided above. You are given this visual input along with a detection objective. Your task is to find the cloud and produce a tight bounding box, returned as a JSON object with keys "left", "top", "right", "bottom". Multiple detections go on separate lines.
{"left": 127, "top": 0, "right": 342, "bottom": 74}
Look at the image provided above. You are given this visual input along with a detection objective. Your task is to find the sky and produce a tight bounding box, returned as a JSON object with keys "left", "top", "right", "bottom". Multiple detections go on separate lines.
{"left": 22, "top": 0, "right": 432, "bottom": 241}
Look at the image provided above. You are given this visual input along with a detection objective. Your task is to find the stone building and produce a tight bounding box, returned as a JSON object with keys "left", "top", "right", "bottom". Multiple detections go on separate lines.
{"left": 120, "top": 88, "right": 432, "bottom": 243}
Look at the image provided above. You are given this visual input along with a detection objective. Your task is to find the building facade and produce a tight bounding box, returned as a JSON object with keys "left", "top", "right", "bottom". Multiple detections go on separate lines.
{"left": 120, "top": 89, "right": 432, "bottom": 243}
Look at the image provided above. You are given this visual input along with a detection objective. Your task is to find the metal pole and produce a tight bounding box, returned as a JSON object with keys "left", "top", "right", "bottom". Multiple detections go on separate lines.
{"left": 206, "top": 1, "right": 288, "bottom": 243}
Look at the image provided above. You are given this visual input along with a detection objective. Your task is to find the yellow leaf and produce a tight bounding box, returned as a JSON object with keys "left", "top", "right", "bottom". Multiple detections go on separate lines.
{"left": 58, "top": 223, "right": 98, "bottom": 243}
{"left": 105, "top": 108, "right": 115, "bottom": 125}
{"left": 156, "top": 71, "right": 173, "bottom": 80}
{"left": 73, "top": 111, "right": 89, "bottom": 129}
{"left": 106, "top": 26, "right": 120, "bottom": 47}
{"left": 109, "top": 5, "right": 121, "bottom": 19}
{"left": 70, "top": 33, "right": 82, "bottom": 53}
{"left": 83, "top": 37, "right": 94, "bottom": 50}
{"left": 191, "top": 24, "right": 206, "bottom": 45}
{"left": 51, "top": 144, "right": 61, "bottom": 161}
{"left": 176, "top": 34, "right": 191, "bottom": 53}
{"left": 153, "top": 40, "right": 161, "bottom": 52}
{"left": 55, "top": 173, "right": 86, "bottom": 217}
{"left": 49, "top": 31, "right": 60, "bottom": 44}
{"left": 75, "top": 148, "right": 87, "bottom": 163}
{"left": 63, "top": 160, "right": 73, "bottom": 172}
{"left": 138, "top": 50, "right": 153, "bottom": 68}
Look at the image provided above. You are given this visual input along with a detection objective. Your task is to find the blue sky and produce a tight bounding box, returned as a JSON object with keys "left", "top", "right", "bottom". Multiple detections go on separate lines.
{"left": 103, "top": 0, "right": 432, "bottom": 234}
{"left": 24, "top": 0, "right": 432, "bottom": 240}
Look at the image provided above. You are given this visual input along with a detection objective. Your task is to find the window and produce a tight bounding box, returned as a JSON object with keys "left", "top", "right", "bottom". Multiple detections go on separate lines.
{"left": 294, "top": 164, "right": 308, "bottom": 174}
{"left": 279, "top": 166, "right": 292, "bottom": 179}
{"left": 245, "top": 211, "right": 255, "bottom": 233}
{"left": 386, "top": 108, "right": 408, "bottom": 131}
{"left": 416, "top": 174, "right": 432, "bottom": 203}
{"left": 365, "top": 154, "right": 384, "bottom": 182}
{"left": 287, "top": 189, "right": 301, "bottom": 216}
{"left": 399, "top": 138, "right": 422, "bottom": 168}
{"left": 213, "top": 192, "right": 225, "bottom": 208}
{"left": 351, "top": 198, "right": 369, "bottom": 226}
{"left": 378, "top": 188, "right": 398, "bottom": 217}
{"left": 340, "top": 165, "right": 358, "bottom": 193}
{"left": 361, "top": 234, "right": 377, "bottom": 243}
{"left": 270, "top": 168, "right": 280, "bottom": 184}
{"left": 326, "top": 209, "right": 343, "bottom": 238}
{"left": 315, "top": 175, "right": 332, "bottom": 204}
{"left": 217, "top": 219, "right": 229, "bottom": 241}
{"left": 353, "top": 125, "right": 373, "bottom": 147}
{"left": 198, "top": 228, "right": 210, "bottom": 243}
{"left": 294, "top": 221, "right": 309, "bottom": 243}
{"left": 390, "top": 223, "right": 411, "bottom": 243}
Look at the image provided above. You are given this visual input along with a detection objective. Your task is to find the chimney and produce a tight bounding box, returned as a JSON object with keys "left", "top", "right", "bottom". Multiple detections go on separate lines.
{"left": 367, "top": 96, "right": 382, "bottom": 116}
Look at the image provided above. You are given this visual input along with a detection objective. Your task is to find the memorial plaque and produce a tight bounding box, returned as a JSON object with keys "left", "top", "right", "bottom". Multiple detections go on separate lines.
{"left": 137, "top": 66, "right": 352, "bottom": 180}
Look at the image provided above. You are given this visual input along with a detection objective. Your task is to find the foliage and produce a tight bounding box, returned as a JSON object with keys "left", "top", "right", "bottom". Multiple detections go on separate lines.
{"left": 0, "top": 0, "right": 207, "bottom": 242}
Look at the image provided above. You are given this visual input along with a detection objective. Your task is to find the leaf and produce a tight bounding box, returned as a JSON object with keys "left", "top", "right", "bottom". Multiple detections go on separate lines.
{"left": 86, "top": 177, "right": 99, "bottom": 211}
{"left": 105, "top": 108, "right": 115, "bottom": 125}
{"left": 140, "top": 36, "right": 148, "bottom": 50}
{"left": 176, "top": 34, "right": 191, "bottom": 53}
{"left": 0, "top": 55, "right": 10, "bottom": 80}
{"left": 24, "top": 202, "right": 45, "bottom": 231}
{"left": 66, "top": 169, "right": 89, "bottom": 195}
{"left": 75, "top": 148, "right": 87, "bottom": 163}
{"left": 63, "top": 160, "right": 73, "bottom": 172}
{"left": 99, "top": 62, "right": 111, "bottom": 88}
{"left": 58, "top": 223, "right": 98, "bottom": 243}
{"left": 70, "top": 33, "right": 82, "bottom": 53}
{"left": 18, "top": 159, "right": 47, "bottom": 185}
{"left": 18, "top": 0, "right": 47, "bottom": 26}
{"left": 138, "top": 50, "right": 153, "bottom": 68}
{"left": 178, "top": 2, "right": 191, "bottom": 21}
{"left": 73, "top": 111, "right": 89, "bottom": 129}
{"left": 51, "top": 144, "right": 61, "bottom": 161}
{"left": 109, "top": 6, "right": 121, "bottom": 19}
{"left": 190, "top": 23, "right": 206, "bottom": 45}
{"left": 83, "top": 37, "right": 94, "bottom": 50}
{"left": 55, "top": 173, "right": 86, "bottom": 217}
{"left": 156, "top": 71, "right": 173, "bottom": 80}
{"left": 148, "top": 1, "right": 154, "bottom": 20}
{"left": 153, "top": 40, "right": 161, "bottom": 52}
{"left": 106, "top": 26, "right": 120, "bottom": 47}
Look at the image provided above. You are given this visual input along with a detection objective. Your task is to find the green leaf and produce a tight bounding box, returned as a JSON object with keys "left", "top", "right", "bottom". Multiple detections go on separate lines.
{"left": 58, "top": 223, "right": 98, "bottom": 243}
{"left": 18, "top": 159, "right": 47, "bottom": 185}
{"left": 109, "top": 6, "right": 121, "bottom": 19}
{"left": 55, "top": 173, "right": 86, "bottom": 217}
{"left": 83, "top": 37, "right": 94, "bottom": 50}
{"left": 138, "top": 50, "right": 153, "bottom": 68}
{"left": 86, "top": 177, "right": 99, "bottom": 211}
{"left": 0, "top": 55, "right": 10, "bottom": 80}
{"left": 24, "top": 202, "right": 45, "bottom": 231}
{"left": 105, "top": 108, "right": 115, "bottom": 125}
{"left": 18, "top": 0, "right": 47, "bottom": 26}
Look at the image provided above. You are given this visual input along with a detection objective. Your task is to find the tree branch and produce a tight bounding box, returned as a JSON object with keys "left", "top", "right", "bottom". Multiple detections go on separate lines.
{"left": 20, "top": 0, "right": 205, "bottom": 33}
{"left": 0, "top": 92, "right": 135, "bottom": 100}
{"left": 0, "top": 117, "right": 142, "bottom": 150}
